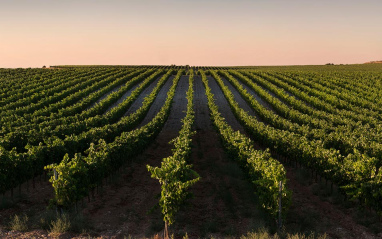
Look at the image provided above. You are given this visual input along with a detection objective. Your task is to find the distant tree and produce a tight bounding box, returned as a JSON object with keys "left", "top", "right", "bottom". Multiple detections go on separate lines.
{"left": 42, "top": 65, "right": 46, "bottom": 68}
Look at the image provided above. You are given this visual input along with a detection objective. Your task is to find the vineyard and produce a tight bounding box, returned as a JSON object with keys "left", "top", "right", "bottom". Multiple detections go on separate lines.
{"left": 0, "top": 64, "right": 382, "bottom": 238}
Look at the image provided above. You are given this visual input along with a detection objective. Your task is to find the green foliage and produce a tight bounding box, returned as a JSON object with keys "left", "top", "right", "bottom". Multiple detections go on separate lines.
{"left": 147, "top": 158, "right": 199, "bottom": 225}
{"left": 46, "top": 153, "right": 89, "bottom": 207}
{"left": 147, "top": 69, "right": 200, "bottom": 226}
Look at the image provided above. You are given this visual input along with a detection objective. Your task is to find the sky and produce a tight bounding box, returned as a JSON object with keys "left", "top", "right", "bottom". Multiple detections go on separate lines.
{"left": 0, "top": 0, "right": 381, "bottom": 67}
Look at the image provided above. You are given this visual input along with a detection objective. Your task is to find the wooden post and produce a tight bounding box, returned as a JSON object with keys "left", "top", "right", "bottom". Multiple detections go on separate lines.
{"left": 54, "top": 169, "right": 58, "bottom": 180}
{"left": 278, "top": 181, "right": 282, "bottom": 230}
{"left": 164, "top": 221, "right": 168, "bottom": 239}
{"left": 164, "top": 180, "right": 169, "bottom": 239}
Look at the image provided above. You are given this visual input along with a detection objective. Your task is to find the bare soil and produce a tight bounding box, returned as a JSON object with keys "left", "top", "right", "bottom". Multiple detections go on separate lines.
{"left": 220, "top": 76, "right": 262, "bottom": 121}
{"left": 104, "top": 77, "right": 144, "bottom": 113}
{"left": 284, "top": 164, "right": 379, "bottom": 239}
{"left": 169, "top": 75, "right": 268, "bottom": 238}
{"left": 79, "top": 75, "right": 189, "bottom": 238}
{"left": 248, "top": 73, "right": 292, "bottom": 107}
{"left": 86, "top": 84, "right": 125, "bottom": 110}
{"left": 124, "top": 76, "right": 173, "bottom": 117}
{"left": 232, "top": 73, "right": 277, "bottom": 113}
{"left": 261, "top": 72, "right": 315, "bottom": 108}
{"left": 266, "top": 72, "right": 301, "bottom": 99}
{"left": 207, "top": 76, "right": 244, "bottom": 132}
{"left": 137, "top": 75, "right": 176, "bottom": 127}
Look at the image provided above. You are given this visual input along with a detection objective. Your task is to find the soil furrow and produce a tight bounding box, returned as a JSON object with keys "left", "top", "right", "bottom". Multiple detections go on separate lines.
{"left": 81, "top": 75, "right": 189, "bottom": 237}
{"left": 284, "top": 164, "right": 376, "bottom": 239}
{"left": 233, "top": 74, "right": 278, "bottom": 113}
{"left": 171, "top": 75, "right": 267, "bottom": 238}
{"left": 262, "top": 73, "right": 315, "bottom": 108}
{"left": 86, "top": 83, "right": 125, "bottom": 110}
{"left": 136, "top": 75, "right": 174, "bottom": 127}
{"left": 104, "top": 79, "right": 142, "bottom": 113}
{"left": 253, "top": 74, "right": 293, "bottom": 107}
{"left": 220, "top": 76, "right": 262, "bottom": 121}
{"left": 123, "top": 76, "right": 170, "bottom": 117}
{"left": 207, "top": 76, "right": 245, "bottom": 133}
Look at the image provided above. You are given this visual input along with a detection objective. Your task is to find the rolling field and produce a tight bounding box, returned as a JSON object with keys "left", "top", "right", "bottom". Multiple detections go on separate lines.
{"left": 0, "top": 64, "right": 382, "bottom": 238}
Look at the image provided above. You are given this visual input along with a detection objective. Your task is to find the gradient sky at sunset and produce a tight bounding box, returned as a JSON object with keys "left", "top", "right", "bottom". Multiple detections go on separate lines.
{"left": 1, "top": 0, "right": 381, "bottom": 67}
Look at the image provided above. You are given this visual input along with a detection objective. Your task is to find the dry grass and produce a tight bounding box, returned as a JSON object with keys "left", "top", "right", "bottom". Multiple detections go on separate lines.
{"left": 9, "top": 214, "right": 29, "bottom": 232}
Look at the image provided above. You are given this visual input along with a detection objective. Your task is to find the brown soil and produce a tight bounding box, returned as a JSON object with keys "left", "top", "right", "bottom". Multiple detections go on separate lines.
{"left": 284, "top": 164, "right": 380, "bottom": 239}
{"left": 231, "top": 73, "right": 277, "bottom": 113}
{"left": 79, "top": 75, "right": 189, "bottom": 238}
{"left": 207, "top": 76, "right": 245, "bottom": 132}
{"left": 169, "top": 75, "right": 268, "bottom": 238}
{"left": 220, "top": 76, "right": 262, "bottom": 121}
{"left": 104, "top": 75, "right": 145, "bottom": 113}
{"left": 265, "top": 72, "right": 316, "bottom": 108}
{"left": 124, "top": 76, "right": 173, "bottom": 117}
{"left": 86, "top": 83, "right": 125, "bottom": 110}
{"left": 137, "top": 75, "right": 176, "bottom": 127}
{"left": 248, "top": 73, "right": 293, "bottom": 107}
{"left": 0, "top": 179, "right": 54, "bottom": 237}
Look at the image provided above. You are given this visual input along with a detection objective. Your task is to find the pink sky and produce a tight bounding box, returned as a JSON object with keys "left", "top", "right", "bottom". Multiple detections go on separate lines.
{"left": 1, "top": 0, "right": 381, "bottom": 67}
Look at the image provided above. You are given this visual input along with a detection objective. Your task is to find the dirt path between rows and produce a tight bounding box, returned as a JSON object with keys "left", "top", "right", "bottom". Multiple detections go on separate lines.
{"left": 220, "top": 76, "right": 262, "bottom": 121}
{"left": 260, "top": 72, "right": 314, "bottom": 108}
{"left": 249, "top": 72, "right": 293, "bottom": 107}
{"left": 232, "top": 73, "right": 278, "bottom": 113}
{"left": 136, "top": 75, "right": 176, "bottom": 127}
{"left": 266, "top": 72, "right": 302, "bottom": 99}
{"left": 0, "top": 179, "right": 54, "bottom": 236}
{"left": 169, "top": 75, "right": 268, "bottom": 238}
{"left": 79, "top": 75, "right": 189, "bottom": 238}
{"left": 86, "top": 83, "right": 125, "bottom": 110}
{"left": 207, "top": 75, "right": 245, "bottom": 133}
{"left": 124, "top": 76, "right": 173, "bottom": 117}
{"left": 284, "top": 163, "right": 379, "bottom": 238}
{"left": 104, "top": 76, "right": 144, "bottom": 113}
